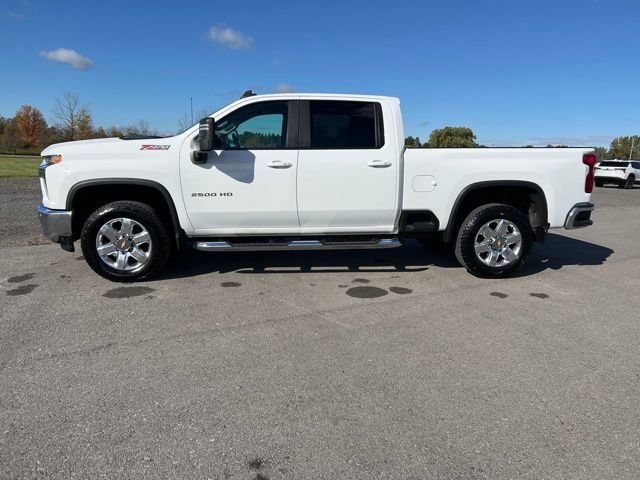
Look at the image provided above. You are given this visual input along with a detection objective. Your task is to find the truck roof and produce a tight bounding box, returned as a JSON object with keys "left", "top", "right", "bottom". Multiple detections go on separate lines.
{"left": 240, "top": 92, "right": 400, "bottom": 103}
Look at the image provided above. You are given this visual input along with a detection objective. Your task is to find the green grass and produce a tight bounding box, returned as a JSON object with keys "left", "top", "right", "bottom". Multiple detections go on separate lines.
{"left": 0, "top": 155, "right": 40, "bottom": 177}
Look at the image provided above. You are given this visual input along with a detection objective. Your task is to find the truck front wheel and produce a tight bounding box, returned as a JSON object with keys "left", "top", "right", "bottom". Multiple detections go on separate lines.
{"left": 454, "top": 203, "right": 534, "bottom": 278}
{"left": 80, "top": 201, "right": 171, "bottom": 282}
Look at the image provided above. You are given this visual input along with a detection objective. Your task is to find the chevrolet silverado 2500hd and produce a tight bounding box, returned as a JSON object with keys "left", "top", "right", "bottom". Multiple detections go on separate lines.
{"left": 37, "top": 93, "right": 596, "bottom": 281}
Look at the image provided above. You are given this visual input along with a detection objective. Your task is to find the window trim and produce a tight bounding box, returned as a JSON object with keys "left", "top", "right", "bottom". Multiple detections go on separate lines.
{"left": 213, "top": 100, "right": 298, "bottom": 151}
{"left": 298, "top": 100, "right": 385, "bottom": 150}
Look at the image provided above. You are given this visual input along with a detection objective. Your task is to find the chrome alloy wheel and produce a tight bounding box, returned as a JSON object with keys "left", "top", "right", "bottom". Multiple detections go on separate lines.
{"left": 473, "top": 218, "right": 522, "bottom": 267}
{"left": 95, "top": 218, "right": 152, "bottom": 272}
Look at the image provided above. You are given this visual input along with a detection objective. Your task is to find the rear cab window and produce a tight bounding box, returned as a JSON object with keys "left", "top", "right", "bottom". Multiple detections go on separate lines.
{"left": 301, "top": 100, "right": 384, "bottom": 149}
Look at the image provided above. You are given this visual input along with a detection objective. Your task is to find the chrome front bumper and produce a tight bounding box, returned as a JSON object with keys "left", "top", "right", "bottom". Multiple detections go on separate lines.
{"left": 564, "top": 202, "right": 594, "bottom": 230}
{"left": 37, "top": 203, "right": 73, "bottom": 247}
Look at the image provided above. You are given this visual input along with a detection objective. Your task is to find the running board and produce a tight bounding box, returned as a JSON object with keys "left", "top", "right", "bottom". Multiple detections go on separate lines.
{"left": 193, "top": 238, "right": 402, "bottom": 252}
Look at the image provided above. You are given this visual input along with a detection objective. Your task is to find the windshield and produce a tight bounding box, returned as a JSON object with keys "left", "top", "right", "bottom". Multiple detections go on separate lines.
{"left": 599, "top": 161, "right": 629, "bottom": 167}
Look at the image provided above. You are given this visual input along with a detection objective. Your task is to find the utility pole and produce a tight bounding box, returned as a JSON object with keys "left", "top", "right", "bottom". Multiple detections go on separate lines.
{"left": 630, "top": 137, "right": 635, "bottom": 160}
{"left": 190, "top": 97, "right": 194, "bottom": 125}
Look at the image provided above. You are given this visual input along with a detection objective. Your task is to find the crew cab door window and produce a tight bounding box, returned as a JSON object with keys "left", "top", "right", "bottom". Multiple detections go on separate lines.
{"left": 214, "top": 101, "right": 289, "bottom": 150}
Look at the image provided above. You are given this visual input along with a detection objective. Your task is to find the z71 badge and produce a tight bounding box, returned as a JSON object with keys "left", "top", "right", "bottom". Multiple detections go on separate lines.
{"left": 140, "top": 145, "right": 170, "bottom": 150}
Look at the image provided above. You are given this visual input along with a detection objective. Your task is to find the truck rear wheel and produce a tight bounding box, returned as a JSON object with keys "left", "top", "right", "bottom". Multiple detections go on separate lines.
{"left": 454, "top": 203, "right": 533, "bottom": 278}
{"left": 80, "top": 201, "right": 171, "bottom": 282}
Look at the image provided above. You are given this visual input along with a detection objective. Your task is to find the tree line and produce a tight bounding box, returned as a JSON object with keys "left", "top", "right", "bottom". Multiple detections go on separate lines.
{"left": 3, "top": 99, "right": 638, "bottom": 160}
{"left": 0, "top": 93, "right": 157, "bottom": 155}
{"left": 406, "top": 127, "right": 640, "bottom": 160}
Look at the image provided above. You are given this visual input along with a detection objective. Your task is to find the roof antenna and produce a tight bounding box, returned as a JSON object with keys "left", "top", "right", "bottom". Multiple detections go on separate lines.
{"left": 240, "top": 90, "right": 257, "bottom": 99}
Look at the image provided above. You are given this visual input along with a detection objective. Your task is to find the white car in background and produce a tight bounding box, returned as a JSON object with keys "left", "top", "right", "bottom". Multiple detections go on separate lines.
{"left": 595, "top": 160, "right": 640, "bottom": 189}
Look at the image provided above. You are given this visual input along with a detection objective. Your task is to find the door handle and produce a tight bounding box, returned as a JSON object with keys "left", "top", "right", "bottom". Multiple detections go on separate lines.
{"left": 366, "top": 160, "right": 392, "bottom": 168}
{"left": 266, "top": 160, "right": 292, "bottom": 169}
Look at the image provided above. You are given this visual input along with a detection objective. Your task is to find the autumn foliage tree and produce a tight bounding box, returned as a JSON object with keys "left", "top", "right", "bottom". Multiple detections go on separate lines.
{"left": 1, "top": 93, "right": 164, "bottom": 153}
{"left": 53, "top": 92, "right": 94, "bottom": 141}
{"left": 14, "top": 105, "right": 47, "bottom": 147}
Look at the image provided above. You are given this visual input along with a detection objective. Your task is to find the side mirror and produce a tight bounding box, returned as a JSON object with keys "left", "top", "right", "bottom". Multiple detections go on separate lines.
{"left": 192, "top": 117, "right": 215, "bottom": 164}
{"left": 198, "top": 117, "right": 215, "bottom": 151}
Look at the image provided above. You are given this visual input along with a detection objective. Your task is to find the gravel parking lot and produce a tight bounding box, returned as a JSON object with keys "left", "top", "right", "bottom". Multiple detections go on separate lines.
{"left": 0, "top": 177, "right": 48, "bottom": 248}
{"left": 1, "top": 180, "right": 639, "bottom": 479}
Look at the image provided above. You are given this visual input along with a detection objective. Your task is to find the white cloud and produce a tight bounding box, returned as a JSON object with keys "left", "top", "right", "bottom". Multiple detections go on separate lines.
{"left": 39, "top": 48, "right": 94, "bottom": 70}
{"left": 207, "top": 25, "right": 253, "bottom": 50}
{"left": 7, "top": 11, "right": 26, "bottom": 20}
{"left": 275, "top": 83, "right": 294, "bottom": 93}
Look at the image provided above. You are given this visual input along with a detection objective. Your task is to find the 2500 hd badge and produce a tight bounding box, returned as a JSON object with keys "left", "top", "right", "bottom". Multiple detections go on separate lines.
{"left": 191, "top": 192, "right": 233, "bottom": 197}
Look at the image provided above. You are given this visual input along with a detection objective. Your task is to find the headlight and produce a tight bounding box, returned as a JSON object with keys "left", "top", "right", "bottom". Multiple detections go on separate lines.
{"left": 39, "top": 155, "right": 62, "bottom": 178}
{"left": 41, "top": 154, "right": 63, "bottom": 166}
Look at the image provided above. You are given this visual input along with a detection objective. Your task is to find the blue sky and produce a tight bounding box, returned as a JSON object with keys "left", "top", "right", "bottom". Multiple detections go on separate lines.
{"left": 1, "top": 0, "right": 639, "bottom": 146}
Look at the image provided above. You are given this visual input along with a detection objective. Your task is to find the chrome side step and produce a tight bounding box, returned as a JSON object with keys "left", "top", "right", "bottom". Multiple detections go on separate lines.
{"left": 193, "top": 238, "right": 401, "bottom": 252}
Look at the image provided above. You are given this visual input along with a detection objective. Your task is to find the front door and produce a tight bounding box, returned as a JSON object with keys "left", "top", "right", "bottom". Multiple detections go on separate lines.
{"left": 181, "top": 100, "right": 299, "bottom": 234}
{"left": 296, "top": 100, "right": 398, "bottom": 231}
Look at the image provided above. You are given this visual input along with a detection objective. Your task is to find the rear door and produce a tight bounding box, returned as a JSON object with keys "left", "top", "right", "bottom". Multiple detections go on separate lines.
{"left": 296, "top": 100, "right": 398, "bottom": 231}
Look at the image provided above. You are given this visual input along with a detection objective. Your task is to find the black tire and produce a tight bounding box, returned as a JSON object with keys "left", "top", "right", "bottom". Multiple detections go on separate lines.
{"left": 454, "top": 203, "right": 534, "bottom": 278}
{"left": 595, "top": 180, "right": 603, "bottom": 187}
{"left": 623, "top": 175, "right": 635, "bottom": 189}
{"left": 80, "top": 201, "right": 171, "bottom": 282}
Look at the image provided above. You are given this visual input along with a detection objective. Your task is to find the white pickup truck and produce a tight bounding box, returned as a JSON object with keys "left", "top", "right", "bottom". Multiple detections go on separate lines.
{"left": 37, "top": 93, "right": 596, "bottom": 281}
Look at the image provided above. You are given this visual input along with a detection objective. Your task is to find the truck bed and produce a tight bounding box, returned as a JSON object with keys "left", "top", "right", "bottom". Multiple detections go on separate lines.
{"left": 402, "top": 148, "right": 594, "bottom": 229}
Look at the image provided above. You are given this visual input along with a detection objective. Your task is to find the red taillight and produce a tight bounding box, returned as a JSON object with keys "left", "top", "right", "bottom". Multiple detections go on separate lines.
{"left": 583, "top": 153, "right": 597, "bottom": 193}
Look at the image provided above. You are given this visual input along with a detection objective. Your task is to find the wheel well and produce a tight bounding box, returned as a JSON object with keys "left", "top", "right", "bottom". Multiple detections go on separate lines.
{"left": 444, "top": 182, "right": 548, "bottom": 243}
{"left": 68, "top": 181, "right": 182, "bottom": 248}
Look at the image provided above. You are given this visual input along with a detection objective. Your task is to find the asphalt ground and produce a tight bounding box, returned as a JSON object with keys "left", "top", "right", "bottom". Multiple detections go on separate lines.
{"left": 1, "top": 180, "right": 639, "bottom": 479}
